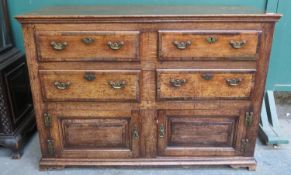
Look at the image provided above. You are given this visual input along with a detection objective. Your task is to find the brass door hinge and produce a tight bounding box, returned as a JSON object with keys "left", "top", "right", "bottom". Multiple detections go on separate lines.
{"left": 44, "top": 112, "right": 51, "bottom": 128}
{"left": 47, "top": 139, "right": 55, "bottom": 155}
{"left": 159, "top": 124, "right": 165, "bottom": 138}
{"left": 245, "top": 112, "right": 253, "bottom": 127}
{"left": 241, "top": 139, "right": 249, "bottom": 153}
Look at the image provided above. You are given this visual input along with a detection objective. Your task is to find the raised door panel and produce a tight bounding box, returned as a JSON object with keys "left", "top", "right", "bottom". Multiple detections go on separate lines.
{"left": 157, "top": 109, "right": 246, "bottom": 157}
{"left": 61, "top": 118, "right": 129, "bottom": 149}
{"left": 49, "top": 110, "right": 140, "bottom": 159}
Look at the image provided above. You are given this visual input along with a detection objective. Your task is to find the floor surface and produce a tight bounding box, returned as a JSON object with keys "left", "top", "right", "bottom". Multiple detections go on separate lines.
{"left": 1, "top": 104, "right": 291, "bottom": 175}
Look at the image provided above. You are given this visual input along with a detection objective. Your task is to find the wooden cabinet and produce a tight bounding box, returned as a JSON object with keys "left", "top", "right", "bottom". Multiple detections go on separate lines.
{"left": 16, "top": 6, "right": 281, "bottom": 170}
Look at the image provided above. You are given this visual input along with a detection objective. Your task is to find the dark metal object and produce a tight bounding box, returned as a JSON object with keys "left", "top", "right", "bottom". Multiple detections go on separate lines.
{"left": 170, "top": 79, "right": 187, "bottom": 87}
{"left": 81, "top": 37, "right": 95, "bottom": 44}
{"left": 201, "top": 73, "right": 214, "bottom": 80}
{"left": 50, "top": 41, "right": 68, "bottom": 51}
{"left": 226, "top": 78, "right": 242, "bottom": 86}
{"left": 230, "top": 40, "right": 247, "bottom": 49}
{"left": 173, "top": 40, "right": 191, "bottom": 50}
{"left": 54, "top": 81, "right": 71, "bottom": 90}
{"left": 108, "top": 80, "right": 126, "bottom": 89}
{"left": 84, "top": 72, "right": 96, "bottom": 81}
{"left": 107, "top": 41, "right": 124, "bottom": 50}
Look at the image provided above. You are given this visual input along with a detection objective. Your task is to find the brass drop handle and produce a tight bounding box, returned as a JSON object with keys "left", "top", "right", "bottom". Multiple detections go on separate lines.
{"left": 226, "top": 78, "right": 242, "bottom": 86}
{"left": 230, "top": 40, "right": 247, "bottom": 49}
{"left": 159, "top": 124, "right": 165, "bottom": 138}
{"left": 54, "top": 81, "right": 71, "bottom": 90}
{"left": 50, "top": 41, "right": 68, "bottom": 51}
{"left": 132, "top": 126, "right": 139, "bottom": 139}
{"left": 206, "top": 36, "right": 217, "bottom": 44}
{"left": 84, "top": 72, "right": 96, "bottom": 81}
{"left": 107, "top": 41, "right": 124, "bottom": 50}
{"left": 173, "top": 40, "right": 191, "bottom": 50}
{"left": 108, "top": 80, "right": 126, "bottom": 89}
{"left": 81, "top": 37, "right": 95, "bottom": 44}
{"left": 170, "top": 79, "right": 187, "bottom": 87}
{"left": 201, "top": 73, "right": 213, "bottom": 80}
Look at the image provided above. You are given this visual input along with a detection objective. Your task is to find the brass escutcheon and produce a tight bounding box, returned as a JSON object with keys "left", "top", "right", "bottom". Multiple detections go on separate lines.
{"left": 81, "top": 37, "right": 95, "bottom": 44}
{"left": 201, "top": 73, "right": 214, "bottom": 80}
{"left": 84, "top": 72, "right": 96, "bottom": 81}
{"left": 206, "top": 36, "right": 217, "bottom": 44}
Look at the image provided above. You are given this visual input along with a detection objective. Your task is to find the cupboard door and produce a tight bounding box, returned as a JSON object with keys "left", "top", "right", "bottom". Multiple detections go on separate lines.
{"left": 157, "top": 109, "right": 246, "bottom": 157}
{"left": 49, "top": 110, "right": 140, "bottom": 159}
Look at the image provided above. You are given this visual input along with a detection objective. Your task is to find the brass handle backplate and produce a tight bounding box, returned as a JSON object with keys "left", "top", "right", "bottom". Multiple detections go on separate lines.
{"left": 206, "top": 36, "right": 217, "bottom": 44}
{"left": 108, "top": 80, "right": 126, "bottom": 89}
{"left": 159, "top": 124, "right": 165, "bottom": 138}
{"left": 107, "top": 41, "right": 124, "bottom": 50}
{"left": 173, "top": 40, "right": 191, "bottom": 50}
{"left": 82, "top": 37, "right": 95, "bottom": 44}
{"left": 170, "top": 79, "right": 187, "bottom": 87}
{"left": 84, "top": 72, "right": 96, "bottom": 81}
{"left": 230, "top": 40, "right": 247, "bottom": 49}
{"left": 132, "top": 126, "right": 139, "bottom": 139}
{"left": 201, "top": 73, "right": 213, "bottom": 80}
{"left": 226, "top": 78, "right": 242, "bottom": 86}
{"left": 54, "top": 81, "right": 71, "bottom": 90}
{"left": 50, "top": 41, "right": 67, "bottom": 51}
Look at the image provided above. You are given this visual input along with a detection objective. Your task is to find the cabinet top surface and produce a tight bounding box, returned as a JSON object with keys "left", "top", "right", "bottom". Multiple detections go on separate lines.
{"left": 16, "top": 5, "right": 281, "bottom": 23}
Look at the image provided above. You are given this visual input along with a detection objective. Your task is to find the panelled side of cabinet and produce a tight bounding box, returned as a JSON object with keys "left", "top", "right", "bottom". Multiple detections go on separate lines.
{"left": 22, "top": 24, "right": 48, "bottom": 155}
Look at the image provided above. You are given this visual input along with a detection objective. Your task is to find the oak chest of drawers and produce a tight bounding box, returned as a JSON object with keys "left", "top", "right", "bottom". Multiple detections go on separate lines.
{"left": 17, "top": 6, "right": 281, "bottom": 170}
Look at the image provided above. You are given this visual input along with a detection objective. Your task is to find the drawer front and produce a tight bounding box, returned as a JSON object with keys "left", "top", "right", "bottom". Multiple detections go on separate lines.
{"left": 157, "top": 109, "right": 246, "bottom": 157}
{"left": 36, "top": 31, "right": 140, "bottom": 62}
{"left": 39, "top": 70, "right": 140, "bottom": 102}
{"left": 157, "top": 69, "right": 255, "bottom": 100}
{"left": 159, "top": 30, "right": 260, "bottom": 61}
{"left": 48, "top": 110, "right": 140, "bottom": 158}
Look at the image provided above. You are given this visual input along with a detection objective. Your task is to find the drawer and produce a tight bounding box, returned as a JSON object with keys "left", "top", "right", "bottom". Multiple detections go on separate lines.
{"left": 35, "top": 31, "right": 140, "bottom": 62}
{"left": 46, "top": 110, "right": 140, "bottom": 158}
{"left": 39, "top": 70, "right": 140, "bottom": 102}
{"left": 157, "top": 69, "right": 255, "bottom": 100}
{"left": 159, "top": 30, "right": 260, "bottom": 61}
{"left": 157, "top": 109, "right": 246, "bottom": 157}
